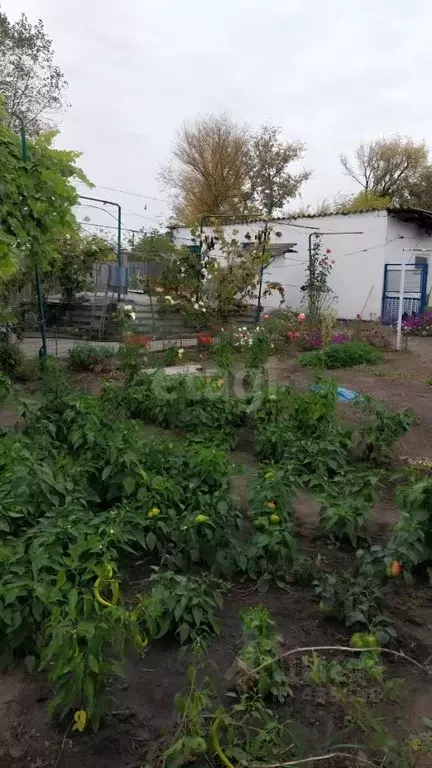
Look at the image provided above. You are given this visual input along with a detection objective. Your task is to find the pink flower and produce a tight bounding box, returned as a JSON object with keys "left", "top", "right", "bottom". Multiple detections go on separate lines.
{"left": 263, "top": 314, "right": 270, "bottom": 320}
{"left": 326, "top": 248, "right": 331, "bottom": 254}
{"left": 297, "top": 312, "right": 306, "bottom": 322}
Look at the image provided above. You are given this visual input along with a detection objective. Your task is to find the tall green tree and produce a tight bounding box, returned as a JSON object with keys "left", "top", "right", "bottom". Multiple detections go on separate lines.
{"left": 0, "top": 105, "right": 87, "bottom": 297}
{"left": 130, "top": 228, "right": 176, "bottom": 262}
{"left": 0, "top": 6, "right": 68, "bottom": 136}
{"left": 248, "top": 124, "right": 310, "bottom": 216}
{"left": 160, "top": 114, "right": 250, "bottom": 224}
{"left": 53, "top": 231, "right": 116, "bottom": 306}
{"left": 161, "top": 114, "right": 310, "bottom": 223}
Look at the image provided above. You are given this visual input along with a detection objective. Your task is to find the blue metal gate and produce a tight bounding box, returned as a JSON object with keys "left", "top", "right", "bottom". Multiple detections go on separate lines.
{"left": 381, "top": 263, "right": 428, "bottom": 324}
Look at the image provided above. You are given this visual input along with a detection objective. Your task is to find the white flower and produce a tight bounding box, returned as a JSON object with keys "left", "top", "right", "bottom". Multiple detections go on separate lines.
{"left": 124, "top": 304, "right": 133, "bottom": 311}
{"left": 109, "top": 528, "right": 115, "bottom": 534}
{"left": 193, "top": 303, "right": 200, "bottom": 310}
{"left": 198, "top": 300, "right": 205, "bottom": 306}
{"left": 242, "top": 326, "right": 247, "bottom": 331}
{"left": 201, "top": 307, "right": 207, "bottom": 313}
{"left": 130, "top": 312, "right": 136, "bottom": 321}
{"left": 178, "top": 348, "right": 184, "bottom": 357}
{"left": 164, "top": 295, "right": 172, "bottom": 300}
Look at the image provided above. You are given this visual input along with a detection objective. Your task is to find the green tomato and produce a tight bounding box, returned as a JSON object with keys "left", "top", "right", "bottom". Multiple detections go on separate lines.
{"left": 350, "top": 632, "right": 366, "bottom": 649}
{"left": 195, "top": 514, "right": 209, "bottom": 525}
{"left": 191, "top": 737, "right": 207, "bottom": 754}
{"left": 264, "top": 471, "right": 275, "bottom": 480}
{"left": 363, "top": 633, "right": 380, "bottom": 648}
{"left": 319, "top": 600, "right": 335, "bottom": 615}
{"left": 269, "top": 514, "right": 280, "bottom": 524}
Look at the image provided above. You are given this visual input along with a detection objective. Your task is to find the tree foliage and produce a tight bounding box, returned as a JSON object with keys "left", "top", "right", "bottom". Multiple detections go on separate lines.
{"left": 130, "top": 228, "right": 176, "bottom": 263}
{"left": 53, "top": 231, "right": 116, "bottom": 306}
{"left": 161, "top": 114, "right": 250, "bottom": 224}
{"left": 248, "top": 125, "right": 310, "bottom": 216}
{"left": 340, "top": 136, "right": 429, "bottom": 203}
{"left": 404, "top": 164, "right": 432, "bottom": 211}
{"left": 0, "top": 8, "right": 68, "bottom": 136}
{"left": 161, "top": 114, "right": 309, "bottom": 223}
{"left": 0, "top": 106, "right": 87, "bottom": 292}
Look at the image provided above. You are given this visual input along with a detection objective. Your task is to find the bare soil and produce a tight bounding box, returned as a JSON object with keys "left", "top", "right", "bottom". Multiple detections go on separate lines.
{"left": 2, "top": 339, "right": 432, "bottom": 767}
{"left": 1, "top": 579, "right": 431, "bottom": 768}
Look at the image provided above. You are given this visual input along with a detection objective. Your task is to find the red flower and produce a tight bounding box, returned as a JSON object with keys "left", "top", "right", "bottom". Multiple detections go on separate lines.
{"left": 197, "top": 333, "right": 213, "bottom": 346}
{"left": 125, "top": 334, "right": 149, "bottom": 346}
{"left": 326, "top": 248, "right": 332, "bottom": 254}
{"left": 263, "top": 314, "right": 270, "bottom": 320}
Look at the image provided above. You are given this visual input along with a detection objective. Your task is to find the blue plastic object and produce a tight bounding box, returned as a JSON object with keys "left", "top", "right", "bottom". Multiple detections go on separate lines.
{"left": 311, "top": 384, "right": 360, "bottom": 402}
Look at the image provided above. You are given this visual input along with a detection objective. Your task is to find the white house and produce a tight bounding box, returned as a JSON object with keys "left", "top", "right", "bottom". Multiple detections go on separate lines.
{"left": 172, "top": 208, "right": 432, "bottom": 321}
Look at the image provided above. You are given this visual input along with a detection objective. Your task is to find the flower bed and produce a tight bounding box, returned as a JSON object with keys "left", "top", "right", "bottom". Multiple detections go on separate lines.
{"left": 402, "top": 313, "right": 432, "bottom": 336}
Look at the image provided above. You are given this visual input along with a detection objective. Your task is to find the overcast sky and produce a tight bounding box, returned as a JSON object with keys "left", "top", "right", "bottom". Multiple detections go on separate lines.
{"left": 3, "top": 0, "right": 432, "bottom": 236}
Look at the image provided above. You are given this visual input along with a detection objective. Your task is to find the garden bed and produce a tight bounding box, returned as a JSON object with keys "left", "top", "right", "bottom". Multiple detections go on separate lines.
{"left": 1, "top": 339, "right": 432, "bottom": 768}
{"left": 0, "top": 577, "right": 431, "bottom": 768}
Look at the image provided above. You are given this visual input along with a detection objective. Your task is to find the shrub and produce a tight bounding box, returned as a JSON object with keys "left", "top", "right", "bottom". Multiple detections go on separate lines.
{"left": 298, "top": 329, "right": 322, "bottom": 350}
{"left": 0, "top": 343, "right": 24, "bottom": 375}
{"left": 331, "top": 332, "right": 351, "bottom": 344}
{"left": 299, "top": 341, "right": 383, "bottom": 369}
{"left": 355, "top": 326, "right": 393, "bottom": 351}
{"left": 0, "top": 372, "right": 11, "bottom": 403}
{"left": 67, "top": 343, "right": 117, "bottom": 371}
{"left": 15, "top": 358, "right": 41, "bottom": 383}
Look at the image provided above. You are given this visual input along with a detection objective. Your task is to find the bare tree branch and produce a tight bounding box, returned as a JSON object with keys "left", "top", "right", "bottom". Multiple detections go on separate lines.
{"left": 340, "top": 136, "right": 429, "bottom": 204}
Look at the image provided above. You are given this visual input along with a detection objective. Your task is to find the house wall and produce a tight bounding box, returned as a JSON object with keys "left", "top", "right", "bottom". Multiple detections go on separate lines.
{"left": 173, "top": 212, "right": 431, "bottom": 320}
{"left": 385, "top": 216, "right": 432, "bottom": 306}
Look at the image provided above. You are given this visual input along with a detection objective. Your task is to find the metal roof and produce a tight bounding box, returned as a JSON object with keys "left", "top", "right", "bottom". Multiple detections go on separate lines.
{"left": 170, "top": 207, "right": 432, "bottom": 231}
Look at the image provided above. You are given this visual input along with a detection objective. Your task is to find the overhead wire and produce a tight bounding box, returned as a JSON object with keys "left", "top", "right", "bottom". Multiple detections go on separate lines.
{"left": 76, "top": 203, "right": 119, "bottom": 222}
{"left": 78, "top": 220, "right": 141, "bottom": 234}
{"left": 331, "top": 236, "right": 403, "bottom": 262}
{"left": 123, "top": 206, "right": 165, "bottom": 224}
{"left": 77, "top": 201, "right": 163, "bottom": 226}
{"left": 87, "top": 184, "right": 170, "bottom": 204}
